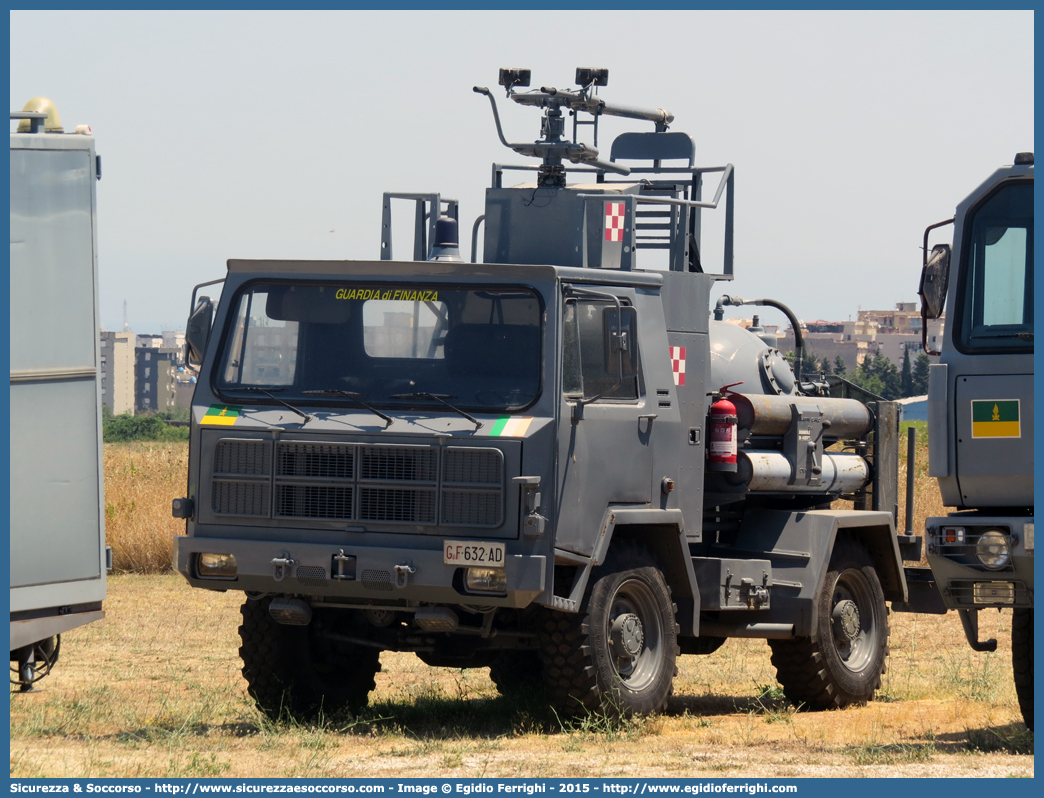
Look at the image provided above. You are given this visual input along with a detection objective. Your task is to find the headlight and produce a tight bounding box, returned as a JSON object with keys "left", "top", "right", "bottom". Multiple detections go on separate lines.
{"left": 975, "top": 529, "right": 1010, "bottom": 570}
{"left": 465, "top": 567, "right": 507, "bottom": 593}
{"left": 197, "top": 552, "right": 238, "bottom": 579}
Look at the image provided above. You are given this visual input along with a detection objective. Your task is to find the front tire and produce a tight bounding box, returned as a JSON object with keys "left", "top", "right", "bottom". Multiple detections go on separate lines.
{"left": 489, "top": 650, "right": 544, "bottom": 697}
{"left": 239, "top": 597, "right": 381, "bottom": 720}
{"left": 538, "top": 543, "right": 679, "bottom": 717}
{"left": 769, "top": 539, "right": 889, "bottom": 709}
{"left": 1012, "top": 607, "right": 1033, "bottom": 730}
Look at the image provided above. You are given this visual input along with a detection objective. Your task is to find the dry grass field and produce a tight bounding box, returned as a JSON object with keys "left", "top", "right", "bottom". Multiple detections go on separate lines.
{"left": 9, "top": 432, "right": 1031, "bottom": 779}
{"left": 103, "top": 441, "right": 189, "bottom": 573}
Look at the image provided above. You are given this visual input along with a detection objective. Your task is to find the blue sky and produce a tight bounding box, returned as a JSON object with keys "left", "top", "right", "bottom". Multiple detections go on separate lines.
{"left": 10, "top": 10, "right": 1034, "bottom": 332}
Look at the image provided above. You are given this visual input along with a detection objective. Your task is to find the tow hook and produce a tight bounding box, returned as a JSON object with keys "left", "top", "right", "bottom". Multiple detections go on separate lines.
{"left": 271, "top": 552, "right": 296, "bottom": 582}
{"left": 394, "top": 560, "right": 416, "bottom": 589}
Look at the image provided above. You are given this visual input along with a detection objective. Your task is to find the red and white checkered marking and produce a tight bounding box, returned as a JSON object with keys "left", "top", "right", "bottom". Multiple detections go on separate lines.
{"left": 670, "top": 346, "right": 686, "bottom": 386}
{"left": 605, "top": 201, "right": 625, "bottom": 242}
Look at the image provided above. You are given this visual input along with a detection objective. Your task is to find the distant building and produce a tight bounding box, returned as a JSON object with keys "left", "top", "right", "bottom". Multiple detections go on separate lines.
{"left": 100, "top": 330, "right": 135, "bottom": 415}
{"left": 162, "top": 330, "right": 186, "bottom": 363}
{"left": 175, "top": 379, "right": 196, "bottom": 409}
{"left": 135, "top": 346, "right": 179, "bottom": 413}
{"left": 803, "top": 320, "right": 845, "bottom": 334}
{"left": 136, "top": 334, "right": 164, "bottom": 349}
{"left": 857, "top": 302, "right": 920, "bottom": 333}
{"left": 776, "top": 303, "right": 945, "bottom": 373}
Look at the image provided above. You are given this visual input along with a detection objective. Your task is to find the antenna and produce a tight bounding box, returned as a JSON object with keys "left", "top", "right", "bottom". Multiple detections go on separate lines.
{"left": 123, "top": 300, "right": 129, "bottom": 331}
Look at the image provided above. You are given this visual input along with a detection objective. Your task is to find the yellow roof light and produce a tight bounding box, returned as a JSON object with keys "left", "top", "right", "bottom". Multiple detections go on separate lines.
{"left": 17, "top": 97, "right": 64, "bottom": 133}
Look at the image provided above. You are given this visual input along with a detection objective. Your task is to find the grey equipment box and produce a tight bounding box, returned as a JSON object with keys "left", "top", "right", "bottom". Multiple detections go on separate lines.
{"left": 9, "top": 108, "right": 107, "bottom": 657}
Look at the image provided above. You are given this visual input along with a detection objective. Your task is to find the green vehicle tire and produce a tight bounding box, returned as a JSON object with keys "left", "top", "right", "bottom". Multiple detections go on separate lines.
{"left": 238, "top": 597, "right": 381, "bottom": 721}
{"left": 538, "top": 542, "right": 679, "bottom": 718}
{"left": 489, "top": 650, "right": 544, "bottom": 698}
{"left": 1012, "top": 607, "right": 1033, "bottom": 731}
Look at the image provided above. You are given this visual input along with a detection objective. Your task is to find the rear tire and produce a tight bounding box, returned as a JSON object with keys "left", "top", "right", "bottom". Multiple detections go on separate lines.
{"left": 1012, "top": 607, "right": 1033, "bottom": 730}
{"left": 769, "top": 539, "right": 889, "bottom": 710}
{"left": 538, "top": 543, "right": 679, "bottom": 717}
{"left": 239, "top": 597, "right": 381, "bottom": 721}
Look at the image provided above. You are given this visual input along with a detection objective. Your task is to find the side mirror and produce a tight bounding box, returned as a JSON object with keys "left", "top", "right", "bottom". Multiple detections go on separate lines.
{"left": 919, "top": 243, "right": 951, "bottom": 320}
{"left": 185, "top": 296, "right": 214, "bottom": 366}
{"left": 603, "top": 306, "right": 638, "bottom": 380}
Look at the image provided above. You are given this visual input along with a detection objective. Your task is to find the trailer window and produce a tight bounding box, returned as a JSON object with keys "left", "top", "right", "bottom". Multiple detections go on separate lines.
{"left": 956, "top": 182, "right": 1033, "bottom": 352}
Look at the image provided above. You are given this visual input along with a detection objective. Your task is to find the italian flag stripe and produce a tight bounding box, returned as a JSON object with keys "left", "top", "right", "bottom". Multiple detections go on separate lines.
{"left": 490, "top": 416, "right": 534, "bottom": 437}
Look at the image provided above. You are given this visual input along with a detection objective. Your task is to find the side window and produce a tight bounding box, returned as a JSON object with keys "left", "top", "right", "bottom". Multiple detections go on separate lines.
{"left": 563, "top": 299, "right": 639, "bottom": 401}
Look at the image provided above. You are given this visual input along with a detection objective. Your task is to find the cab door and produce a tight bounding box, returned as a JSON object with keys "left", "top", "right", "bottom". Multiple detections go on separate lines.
{"left": 554, "top": 289, "right": 654, "bottom": 558}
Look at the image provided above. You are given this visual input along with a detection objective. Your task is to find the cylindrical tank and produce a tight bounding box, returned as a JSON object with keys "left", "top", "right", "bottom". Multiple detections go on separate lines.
{"left": 709, "top": 320, "right": 795, "bottom": 396}
{"left": 725, "top": 450, "right": 870, "bottom": 494}
{"left": 731, "top": 393, "right": 874, "bottom": 438}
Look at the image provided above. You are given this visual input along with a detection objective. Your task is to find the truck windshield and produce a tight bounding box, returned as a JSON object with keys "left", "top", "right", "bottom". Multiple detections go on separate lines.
{"left": 215, "top": 283, "right": 543, "bottom": 411}
{"left": 957, "top": 182, "right": 1033, "bottom": 352}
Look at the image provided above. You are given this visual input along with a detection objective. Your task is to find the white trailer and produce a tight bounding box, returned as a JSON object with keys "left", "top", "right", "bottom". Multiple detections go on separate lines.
{"left": 9, "top": 99, "right": 108, "bottom": 689}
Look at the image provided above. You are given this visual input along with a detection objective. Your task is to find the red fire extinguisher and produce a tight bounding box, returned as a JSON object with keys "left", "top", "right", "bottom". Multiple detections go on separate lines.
{"left": 708, "top": 382, "right": 743, "bottom": 472}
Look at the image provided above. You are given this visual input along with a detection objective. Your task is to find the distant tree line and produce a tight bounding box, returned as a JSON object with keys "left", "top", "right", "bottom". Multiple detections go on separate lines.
{"left": 785, "top": 348, "right": 930, "bottom": 401}
{"left": 102, "top": 405, "right": 190, "bottom": 443}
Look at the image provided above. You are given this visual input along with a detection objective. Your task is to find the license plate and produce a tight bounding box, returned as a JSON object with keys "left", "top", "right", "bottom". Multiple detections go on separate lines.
{"left": 443, "top": 540, "right": 505, "bottom": 568}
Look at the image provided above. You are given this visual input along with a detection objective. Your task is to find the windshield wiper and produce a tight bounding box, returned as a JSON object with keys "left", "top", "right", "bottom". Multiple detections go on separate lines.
{"left": 389, "top": 392, "right": 483, "bottom": 430}
{"left": 231, "top": 387, "right": 314, "bottom": 423}
{"left": 302, "top": 390, "right": 394, "bottom": 428}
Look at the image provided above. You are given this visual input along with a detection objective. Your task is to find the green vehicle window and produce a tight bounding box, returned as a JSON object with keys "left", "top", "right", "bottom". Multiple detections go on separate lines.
{"left": 957, "top": 182, "right": 1033, "bottom": 352}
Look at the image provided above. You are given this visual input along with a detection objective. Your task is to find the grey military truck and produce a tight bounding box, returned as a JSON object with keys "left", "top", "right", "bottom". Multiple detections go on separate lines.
{"left": 173, "top": 69, "right": 909, "bottom": 719}
{"left": 905, "top": 154, "right": 1033, "bottom": 730}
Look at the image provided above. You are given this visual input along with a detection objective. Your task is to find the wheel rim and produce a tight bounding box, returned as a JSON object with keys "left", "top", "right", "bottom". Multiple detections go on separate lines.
{"left": 828, "top": 568, "right": 877, "bottom": 673}
{"left": 605, "top": 577, "right": 664, "bottom": 691}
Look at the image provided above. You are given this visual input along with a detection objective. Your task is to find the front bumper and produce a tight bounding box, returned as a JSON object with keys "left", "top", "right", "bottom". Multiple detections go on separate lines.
{"left": 925, "top": 515, "right": 1034, "bottom": 610}
{"left": 174, "top": 535, "right": 546, "bottom": 608}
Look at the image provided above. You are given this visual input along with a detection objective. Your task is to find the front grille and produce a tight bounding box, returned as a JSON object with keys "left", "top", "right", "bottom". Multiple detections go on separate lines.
{"left": 275, "top": 485, "right": 353, "bottom": 520}
{"left": 441, "top": 490, "right": 502, "bottom": 526}
{"left": 361, "top": 569, "right": 393, "bottom": 591}
{"left": 211, "top": 439, "right": 504, "bottom": 528}
{"left": 443, "top": 448, "right": 501, "bottom": 485}
{"left": 215, "top": 440, "right": 270, "bottom": 475}
{"left": 296, "top": 565, "right": 329, "bottom": 587}
{"left": 278, "top": 443, "right": 353, "bottom": 479}
{"left": 212, "top": 480, "right": 270, "bottom": 516}
{"left": 360, "top": 446, "right": 437, "bottom": 482}
{"left": 359, "top": 487, "right": 437, "bottom": 523}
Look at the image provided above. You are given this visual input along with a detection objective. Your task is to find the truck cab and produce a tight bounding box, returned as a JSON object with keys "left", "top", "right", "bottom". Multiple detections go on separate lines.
{"left": 174, "top": 69, "right": 907, "bottom": 720}
{"left": 918, "top": 153, "right": 1033, "bottom": 728}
